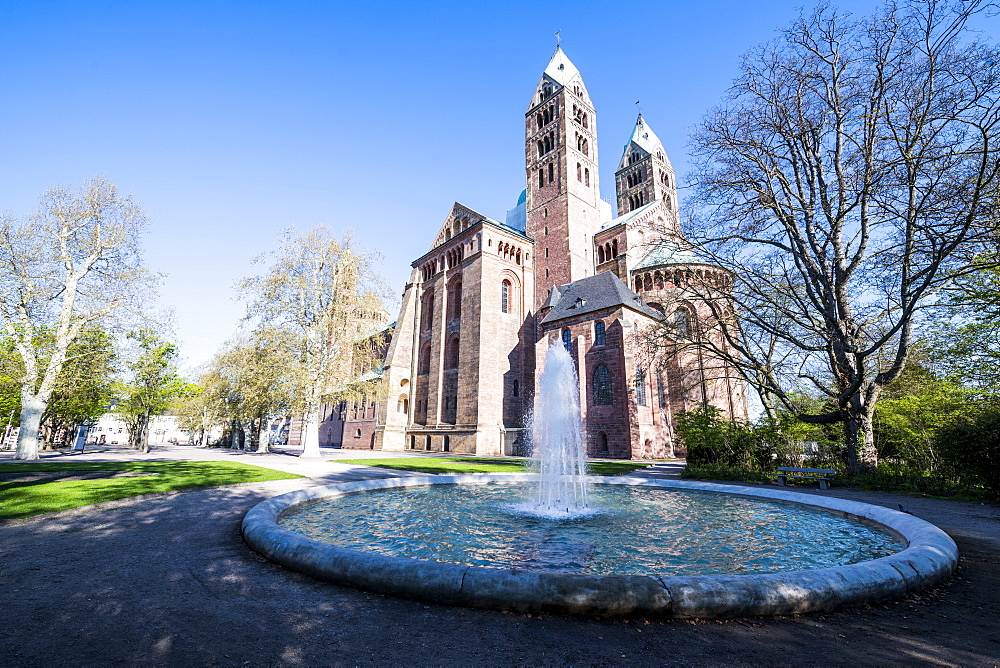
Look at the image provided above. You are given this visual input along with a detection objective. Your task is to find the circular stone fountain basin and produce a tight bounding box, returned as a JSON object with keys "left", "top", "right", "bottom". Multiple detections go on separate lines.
{"left": 242, "top": 474, "right": 958, "bottom": 618}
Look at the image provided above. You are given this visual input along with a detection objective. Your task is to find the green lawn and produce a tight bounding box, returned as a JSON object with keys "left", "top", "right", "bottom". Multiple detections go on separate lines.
{"left": 331, "top": 457, "right": 652, "bottom": 476}
{"left": 0, "top": 461, "right": 303, "bottom": 520}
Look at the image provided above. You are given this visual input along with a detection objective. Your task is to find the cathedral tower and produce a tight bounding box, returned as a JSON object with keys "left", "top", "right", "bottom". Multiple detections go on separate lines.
{"left": 525, "top": 47, "right": 603, "bottom": 310}
{"left": 615, "top": 114, "right": 677, "bottom": 227}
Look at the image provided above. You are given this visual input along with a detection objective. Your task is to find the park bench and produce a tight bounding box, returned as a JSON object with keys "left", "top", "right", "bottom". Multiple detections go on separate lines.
{"left": 776, "top": 466, "right": 837, "bottom": 490}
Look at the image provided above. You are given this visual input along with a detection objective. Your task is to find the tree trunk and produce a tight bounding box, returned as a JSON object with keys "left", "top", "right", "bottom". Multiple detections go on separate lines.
{"left": 256, "top": 415, "right": 270, "bottom": 453}
{"left": 231, "top": 420, "right": 244, "bottom": 450}
{"left": 299, "top": 409, "right": 321, "bottom": 458}
{"left": 14, "top": 395, "right": 46, "bottom": 460}
{"left": 141, "top": 417, "right": 150, "bottom": 454}
{"left": 844, "top": 397, "right": 878, "bottom": 474}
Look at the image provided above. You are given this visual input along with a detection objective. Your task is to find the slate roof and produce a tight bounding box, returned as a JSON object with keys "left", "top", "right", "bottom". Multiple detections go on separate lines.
{"left": 633, "top": 238, "right": 705, "bottom": 270}
{"left": 540, "top": 271, "right": 663, "bottom": 324}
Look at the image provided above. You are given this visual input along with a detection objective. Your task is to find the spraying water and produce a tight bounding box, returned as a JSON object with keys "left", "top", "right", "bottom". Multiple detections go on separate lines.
{"left": 521, "top": 341, "right": 592, "bottom": 519}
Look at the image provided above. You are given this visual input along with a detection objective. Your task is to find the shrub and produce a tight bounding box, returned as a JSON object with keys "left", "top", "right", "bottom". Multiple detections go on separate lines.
{"left": 935, "top": 400, "right": 1000, "bottom": 499}
{"left": 675, "top": 408, "right": 812, "bottom": 473}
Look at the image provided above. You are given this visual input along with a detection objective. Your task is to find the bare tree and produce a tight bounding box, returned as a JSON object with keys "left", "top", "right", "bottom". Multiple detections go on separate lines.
{"left": 240, "top": 227, "right": 390, "bottom": 457}
{"left": 0, "top": 177, "right": 154, "bottom": 460}
{"left": 678, "top": 0, "right": 1000, "bottom": 472}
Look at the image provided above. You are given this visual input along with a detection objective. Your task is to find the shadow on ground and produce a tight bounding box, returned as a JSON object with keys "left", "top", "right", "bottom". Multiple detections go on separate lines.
{"left": 1, "top": 478, "right": 998, "bottom": 665}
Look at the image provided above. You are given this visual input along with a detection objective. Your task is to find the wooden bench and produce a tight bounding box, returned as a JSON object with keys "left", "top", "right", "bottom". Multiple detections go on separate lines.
{"left": 776, "top": 467, "right": 836, "bottom": 490}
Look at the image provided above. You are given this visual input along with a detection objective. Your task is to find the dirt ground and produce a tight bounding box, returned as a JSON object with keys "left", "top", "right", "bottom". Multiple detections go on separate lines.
{"left": 1, "top": 445, "right": 998, "bottom": 666}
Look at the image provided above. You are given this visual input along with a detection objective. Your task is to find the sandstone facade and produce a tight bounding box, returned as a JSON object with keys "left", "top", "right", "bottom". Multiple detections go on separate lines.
{"left": 323, "top": 47, "right": 747, "bottom": 459}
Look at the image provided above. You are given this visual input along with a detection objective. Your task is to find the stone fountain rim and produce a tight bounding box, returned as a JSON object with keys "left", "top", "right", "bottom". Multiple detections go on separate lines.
{"left": 241, "top": 473, "right": 958, "bottom": 618}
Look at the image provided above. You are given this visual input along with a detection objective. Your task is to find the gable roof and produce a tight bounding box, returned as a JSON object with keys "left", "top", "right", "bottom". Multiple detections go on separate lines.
{"left": 541, "top": 284, "right": 563, "bottom": 310}
{"left": 540, "top": 271, "right": 662, "bottom": 324}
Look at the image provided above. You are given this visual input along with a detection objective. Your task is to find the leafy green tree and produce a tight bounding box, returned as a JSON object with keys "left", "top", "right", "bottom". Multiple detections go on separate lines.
{"left": 208, "top": 328, "right": 297, "bottom": 452}
{"left": 935, "top": 398, "right": 1000, "bottom": 499}
{"left": 40, "top": 327, "right": 117, "bottom": 447}
{"left": 873, "top": 361, "right": 973, "bottom": 471}
{"left": 932, "top": 255, "right": 1000, "bottom": 394}
{"left": 173, "top": 382, "right": 217, "bottom": 447}
{"left": 117, "top": 331, "right": 186, "bottom": 453}
{"left": 0, "top": 336, "right": 19, "bottom": 441}
{"left": 2, "top": 328, "right": 117, "bottom": 448}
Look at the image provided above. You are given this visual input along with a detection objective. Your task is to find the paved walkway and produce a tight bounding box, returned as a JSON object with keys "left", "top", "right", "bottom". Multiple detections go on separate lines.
{"left": 1, "top": 445, "right": 998, "bottom": 665}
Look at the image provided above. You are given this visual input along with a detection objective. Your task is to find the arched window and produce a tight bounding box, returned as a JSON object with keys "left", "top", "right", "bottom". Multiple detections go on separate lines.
{"left": 397, "top": 395, "right": 408, "bottom": 414}
{"left": 593, "top": 365, "right": 612, "bottom": 405}
{"left": 597, "top": 431, "right": 609, "bottom": 454}
{"left": 538, "top": 169, "right": 545, "bottom": 188}
{"left": 584, "top": 168, "right": 590, "bottom": 186}
{"left": 562, "top": 329, "right": 572, "bottom": 351}
{"left": 418, "top": 342, "right": 431, "bottom": 375}
{"left": 447, "top": 279, "right": 462, "bottom": 320}
{"left": 595, "top": 320, "right": 605, "bottom": 346}
{"left": 635, "top": 368, "right": 647, "bottom": 406}
{"left": 548, "top": 163, "right": 554, "bottom": 183}
{"left": 443, "top": 435, "right": 450, "bottom": 452}
{"left": 657, "top": 373, "right": 666, "bottom": 409}
{"left": 354, "top": 429, "right": 362, "bottom": 439}
{"left": 501, "top": 280, "right": 511, "bottom": 313}
{"left": 597, "top": 245, "right": 605, "bottom": 263}
{"left": 445, "top": 334, "right": 460, "bottom": 369}
{"left": 612, "top": 239, "right": 618, "bottom": 257}
{"left": 577, "top": 162, "right": 582, "bottom": 181}
{"left": 512, "top": 379, "right": 519, "bottom": 397}
{"left": 674, "top": 307, "right": 691, "bottom": 338}
{"left": 421, "top": 291, "right": 434, "bottom": 331}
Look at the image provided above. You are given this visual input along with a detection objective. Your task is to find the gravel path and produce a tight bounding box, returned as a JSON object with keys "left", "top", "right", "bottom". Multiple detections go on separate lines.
{"left": 1, "top": 444, "right": 998, "bottom": 665}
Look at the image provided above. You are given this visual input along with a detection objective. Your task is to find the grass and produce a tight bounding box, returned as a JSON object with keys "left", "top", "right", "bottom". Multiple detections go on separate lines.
{"left": 0, "top": 461, "right": 304, "bottom": 520}
{"left": 331, "top": 457, "right": 652, "bottom": 476}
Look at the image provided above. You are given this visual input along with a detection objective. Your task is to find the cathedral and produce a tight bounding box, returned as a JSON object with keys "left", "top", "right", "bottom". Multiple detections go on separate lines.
{"left": 326, "top": 47, "right": 747, "bottom": 459}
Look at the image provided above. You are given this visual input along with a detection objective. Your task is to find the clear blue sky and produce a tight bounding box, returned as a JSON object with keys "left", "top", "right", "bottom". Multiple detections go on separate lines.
{"left": 0, "top": 0, "right": 956, "bottom": 370}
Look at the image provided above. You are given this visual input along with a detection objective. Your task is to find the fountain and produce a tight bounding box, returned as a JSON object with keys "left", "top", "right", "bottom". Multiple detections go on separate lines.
{"left": 520, "top": 342, "right": 591, "bottom": 519}
{"left": 242, "top": 342, "right": 959, "bottom": 616}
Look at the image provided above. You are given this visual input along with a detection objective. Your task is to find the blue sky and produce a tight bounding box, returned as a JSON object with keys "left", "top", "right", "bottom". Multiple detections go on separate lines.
{"left": 0, "top": 0, "right": 955, "bottom": 370}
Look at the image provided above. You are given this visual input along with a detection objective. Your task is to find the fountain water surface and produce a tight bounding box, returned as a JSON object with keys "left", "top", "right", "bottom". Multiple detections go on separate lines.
{"left": 243, "top": 341, "right": 959, "bottom": 616}
{"left": 519, "top": 342, "right": 592, "bottom": 519}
